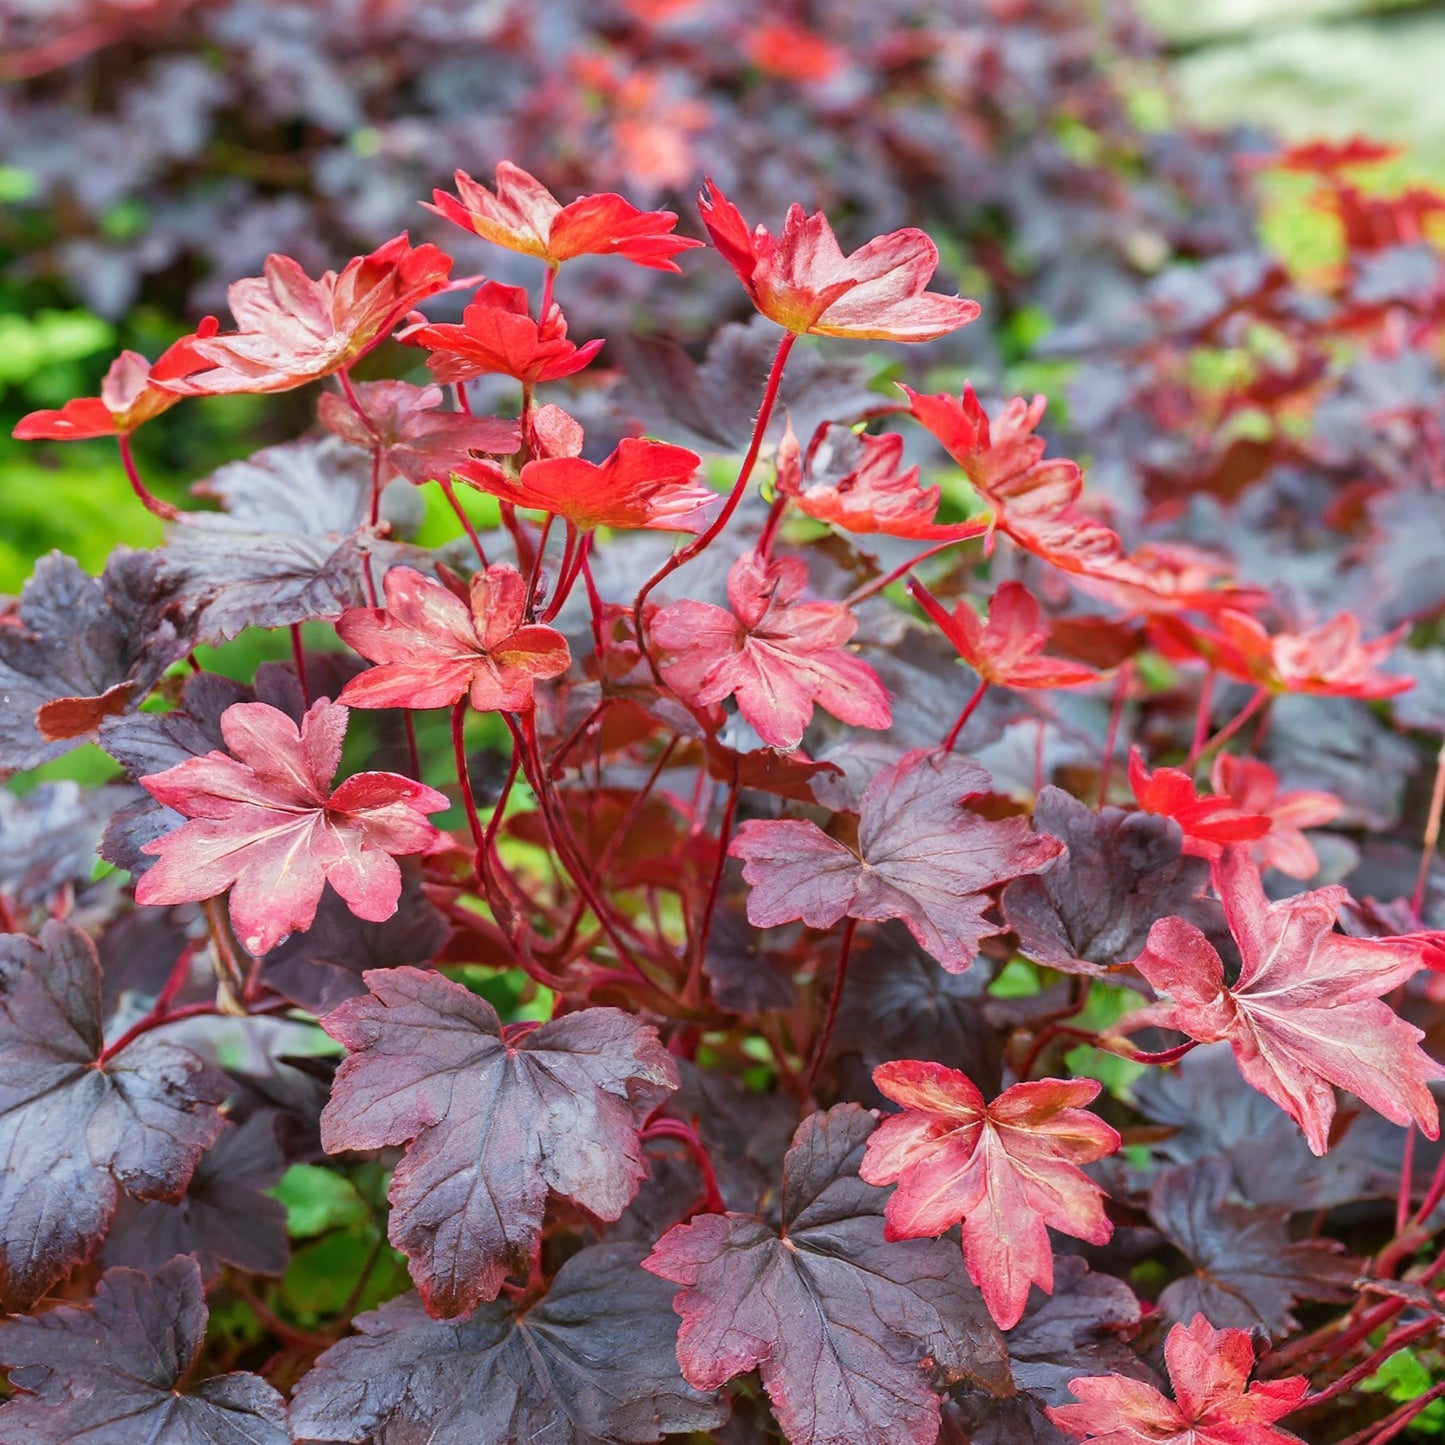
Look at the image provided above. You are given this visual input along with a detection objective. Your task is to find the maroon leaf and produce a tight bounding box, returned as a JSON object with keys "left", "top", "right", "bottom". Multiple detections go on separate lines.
{"left": 0, "top": 1256, "right": 288, "bottom": 1444}
{"left": 1131, "top": 848, "right": 1444, "bottom": 1154}
{"left": 320, "top": 968, "right": 678, "bottom": 1317}
{"left": 101, "top": 1113, "right": 290, "bottom": 1281}
{"left": 0, "top": 922, "right": 227, "bottom": 1310}
{"left": 290, "top": 1242, "right": 726, "bottom": 1444}
{"left": 643, "top": 1104, "right": 1011, "bottom": 1445}
{"left": 859, "top": 1061, "right": 1120, "bottom": 1329}
{"left": 160, "top": 438, "right": 426, "bottom": 644}
{"left": 135, "top": 698, "right": 449, "bottom": 956}
{"left": 0, "top": 549, "right": 191, "bottom": 775}
{"left": 0, "top": 780, "right": 130, "bottom": 911}
{"left": 730, "top": 748, "right": 1063, "bottom": 971}
{"left": 1002, "top": 788, "right": 1221, "bottom": 976}
{"left": 1149, "top": 1159, "right": 1357, "bottom": 1336}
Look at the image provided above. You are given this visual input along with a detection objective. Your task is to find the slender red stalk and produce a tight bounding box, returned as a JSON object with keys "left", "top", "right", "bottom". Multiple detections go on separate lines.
{"left": 1411, "top": 737, "right": 1445, "bottom": 915}
{"left": 943, "top": 679, "right": 988, "bottom": 753}
{"left": 290, "top": 624, "right": 310, "bottom": 707}
{"left": 842, "top": 534, "right": 979, "bottom": 609}
{"left": 633, "top": 332, "right": 797, "bottom": 642}
{"left": 451, "top": 698, "right": 488, "bottom": 868}
{"left": 1333, "top": 1377, "right": 1445, "bottom": 1445}
{"left": 116, "top": 433, "right": 179, "bottom": 520}
{"left": 1097, "top": 659, "right": 1133, "bottom": 805}
{"left": 1196, "top": 685, "right": 1271, "bottom": 758}
{"left": 803, "top": 920, "right": 856, "bottom": 1096}
{"left": 1396, "top": 1126, "right": 1417, "bottom": 1237}
{"left": 1301, "top": 1315, "right": 1441, "bottom": 1409}
{"left": 642, "top": 1118, "right": 725, "bottom": 1215}
{"left": 438, "top": 476, "right": 489, "bottom": 568}
{"left": 684, "top": 765, "right": 741, "bottom": 1008}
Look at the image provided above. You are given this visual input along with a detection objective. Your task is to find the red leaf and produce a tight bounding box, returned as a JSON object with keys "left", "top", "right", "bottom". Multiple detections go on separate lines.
{"left": 903, "top": 384, "right": 1123, "bottom": 575}
{"left": 1048, "top": 1313, "right": 1309, "bottom": 1445}
{"left": 320, "top": 969, "right": 677, "bottom": 1317}
{"left": 729, "top": 748, "right": 1062, "bottom": 971}
{"left": 1128, "top": 747, "right": 1272, "bottom": 854}
{"left": 787, "top": 426, "right": 989, "bottom": 540}
{"left": 155, "top": 234, "right": 452, "bottom": 396}
{"left": 134, "top": 698, "right": 449, "bottom": 955}
{"left": 699, "top": 180, "right": 981, "bottom": 342}
{"left": 1150, "top": 609, "right": 1413, "bottom": 700}
{"left": 911, "top": 579, "right": 1100, "bottom": 690}
{"left": 428, "top": 161, "right": 702, "bottom": 271}
{"left": 459, "top": 437, "right": 711, "bottom": 533}
{"left": 317, "top": 380, "right": 519, "bottom": 486}
{"left": 1209, "top": 754, "right": 1342, "bottom": 880}
{"left": 337, "top": 564, "right": 569, "bottom": 713}
{"left": 13, "top": 349, "right": 181, "bottom": 440}
{"left": 1073, "top": 542, "right": 1270, "bottom": 618}
{"left": 406, "top": 281, "right": 603, "bottom": 385}
{"left": 860, "top": 1062, "right": 1119, "bottom": 1329}
{"left": 1131, "top": 849, "right": 1444, "bottom": 1155}
{"left": 653, "top": 548, "right": 891, "bottom": 749}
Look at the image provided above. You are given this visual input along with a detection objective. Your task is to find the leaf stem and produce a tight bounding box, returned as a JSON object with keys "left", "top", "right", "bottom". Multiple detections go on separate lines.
{"left": 643, "top": 1117, "right": 726, "bottom": 1215}
{"left": 943, "top": 679, "right": 989, "bottom": 753}
{"left": 842, "top": 534, "right": 977, "bottom": 609}
{"left": 803, "top": 919, "right": 856, "bottom": 1096}
{"left": 116, "top": 433, "right": 180, "bottom": 520}
{"left": 1411, "top": 736, "right": 1445, "bottom": 915}
{"left": 684, "top": 762, "right": 740, "bottom": 1008}
{"left": 1097, "top": 659, "right": 1133, "bottom": 806}
{"left": 438, "top": 476, "right": 489, "bottom": 568}
{"left": 451, "top": 699, "right": 488, "bottom": 870}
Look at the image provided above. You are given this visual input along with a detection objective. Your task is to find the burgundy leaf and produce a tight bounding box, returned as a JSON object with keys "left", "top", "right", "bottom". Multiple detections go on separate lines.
{"left": 1131, "top": 849, "right": 1444, "bottom": 1154}
{"left": 1149, "top": 1159, "right": 1357, "bottom": 1336}
{"left": 654, "top": 548, "right": 892, "bottom": 750}
{"left": 0, "top": 923, "right": 227, "bottom": 1310}
{"left": 1002, "top": 788, "right": 1221, "bottom": 975}
{"left": 0, "top": 549, "right": 191, "bottom": 774}
{"left": 0, "top": 1256, "right": 288, "bottom": 1444}
{"left": 135, "top": 698, "right": 449, "bottom": 956}
{"left": 730, "top": 748, "right": 1063, "bottom": 971}
{"left": 318, "top": 379, "right": 519, "bottom": 486}
{"left": 290, "top": 1242, "right": 725, "bottom": 1444}
{"left": 320, "top": 968, "right": 678, "bottom": 1317}
{"left": 644, "top": 1104, "right": 1011, "bottom": 1445}
{"left": 860, "top": 1061, "right": 1120, "bottom": 1329}
{"left": 0, "top": 780, "right": 131, "bottom": 911}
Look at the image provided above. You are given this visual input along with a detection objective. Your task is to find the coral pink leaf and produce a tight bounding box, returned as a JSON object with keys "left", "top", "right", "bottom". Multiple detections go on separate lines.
{"left": 337, "top": 565, "right": 570, "bottom": 713}
{"left": 320, "top": 968, "right": 678, "bottom": 1317}
{"left": 1131, "top": 849, "right": 1444, "bottom": 1155}
{"left": 1048, "top": 1313, "right": 1309, "bottom": 1444}
{"left": 653, "top": 549, "right": 891, "bottom": 749}
{"left": 860, "top": 1061, "right": 1119, "bottom": 1329}
{"left": 135, "top": 698, "right": 449, "bottom": 955}
{"left": 699, "top": 181, "right": 980, "bottom": 341}
{"left": 729, "top": 748, "right": 1062, "bottom": 971}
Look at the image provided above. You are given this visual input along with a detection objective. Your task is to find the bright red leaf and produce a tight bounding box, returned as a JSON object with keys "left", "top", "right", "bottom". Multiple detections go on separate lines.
{"left": 1129, "top": 748, "right": 1272, "bottom": 855}
{"left": 427, "top": 161, "right": 702, "bottom": 271}
{"left": 337, "top": 565, "right": 569, "bottom": 713}
{"left": 652, "top": 548, "right": 892, "bottom": 749}
{"left": 1131, "top": 848, "right": 1444, "bottom": 1155}
{"left": 1073, "top": 542, "right": 1270, "bottom": 618}
{"left": 1048, "top": 1314, "right": 1309, "bottom": 1445}
{"left": 134, "top": 698, "right": 449, "bottom": 955}
{"left": 1210, "top": 754, "right": 1342, "bottom": 880}
{"left": 784, "top": 425, "right": 989, "bottom": 540}
{"left": 155, "top": 234, "right": 452, "bottom": 396}
{"left": 459, "top": 437, "right": 711, "bottom": 533}
{"left": 317, "top": 380, "right": 519, "bottom": 485}
{"left": 1151, "top": 609, "right": 1413, "bottom": 700}
{"left": 699, "top": 180, "right": 981, "bottom": 341}
{"left": 405, "top": 282, "right": 603, "bottom": 385}
{"left": 902, "top": 383, "right": 1123, "bottom": 575}
{"left": 729, "top": 748, "right": 1063, "bottom": 971}
{"left": 910, "top": 579, "right": 1100, "bottom": 690}
{"left": 860, "top": 1061, "right": 1119, "bottom": 1329}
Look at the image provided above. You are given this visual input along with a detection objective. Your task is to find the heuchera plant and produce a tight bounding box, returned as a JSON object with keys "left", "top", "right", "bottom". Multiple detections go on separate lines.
{"left": 5, "top": 155, "right": 1445, "bottom": 1445}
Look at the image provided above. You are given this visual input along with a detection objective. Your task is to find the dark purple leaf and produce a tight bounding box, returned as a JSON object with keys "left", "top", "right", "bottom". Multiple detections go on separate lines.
{"left": 0, "top": 549, "right": 192, "bottom": 775}
{"left": 320, "top": 968, "right": 678, "bottom": 1317}
{"left": 1002, "top": 789, "right": 1221, "bottom": 975}
{"left": 261, "top": 870, "right": 451, "bottom": 1014}
{"left": 0, "top": 922, "right": 227, "bottom": 1309}
{"left": 1149, "top": 1159, "right": 1358, "bottom": 1336}
{"left": 290, "top": 1241, "right": 725, "bottom": 1444}
{"left": 703, "top": 863, "right": 799, "bottom": 1014}
{"left": 0, "top": 780, "right": 132, "bottom": 909}
{"left": 101, "top": 1112, "right": 289, "bottom": 1280}
{"left": 644, "top": 1104, "right": 1012, "bottom": 1445}
{"left": 0, "top": 1255, "right": 288, "bottom": 1444}
{"left": 160, "top": 438, "right": 427, "bottom": 644}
